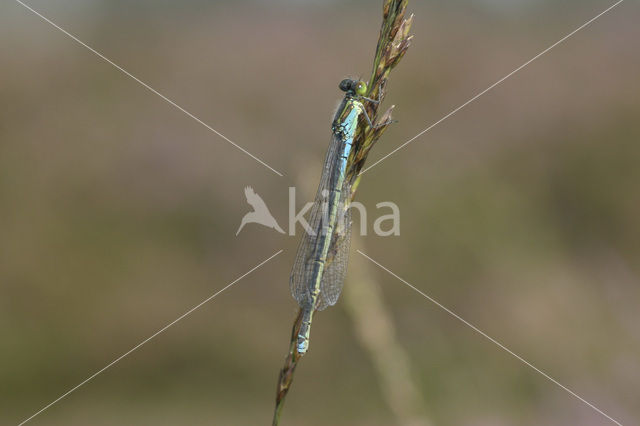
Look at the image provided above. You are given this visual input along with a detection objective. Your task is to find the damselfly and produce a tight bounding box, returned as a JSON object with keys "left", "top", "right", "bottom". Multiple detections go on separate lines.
{"left": 290, "top": 78, "right": 389, "bottom": 355}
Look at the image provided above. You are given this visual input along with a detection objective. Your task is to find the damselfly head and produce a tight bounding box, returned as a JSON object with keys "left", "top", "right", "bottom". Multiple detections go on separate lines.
{"left": 339, "top": 79, "right": 367, "bottom": 96}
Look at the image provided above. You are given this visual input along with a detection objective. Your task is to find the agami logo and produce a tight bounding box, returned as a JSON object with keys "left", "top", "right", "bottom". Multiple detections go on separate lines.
{"left": 236, "top": 187, "right": 285, "bottom": 236}
{"left": 236, "top": 187, "right": 400, "bottom": 237}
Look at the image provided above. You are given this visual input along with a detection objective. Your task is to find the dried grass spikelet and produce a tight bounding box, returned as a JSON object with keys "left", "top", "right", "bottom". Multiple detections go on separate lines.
{"left": 348, "top": 0, "right": 414, "bottom": 193}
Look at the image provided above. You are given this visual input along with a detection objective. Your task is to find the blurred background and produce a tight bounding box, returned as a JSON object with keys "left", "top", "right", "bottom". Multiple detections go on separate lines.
{"left": 1, "top": 0, "right": 639, "bottom": 425}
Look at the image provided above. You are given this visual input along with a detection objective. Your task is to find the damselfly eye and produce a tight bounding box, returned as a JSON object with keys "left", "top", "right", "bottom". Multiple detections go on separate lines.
{"left": 354, "top": 81, "right": 367, "bottom": 96}
{"left": 339, "top": 79, "right": 352, "bottom": 92}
